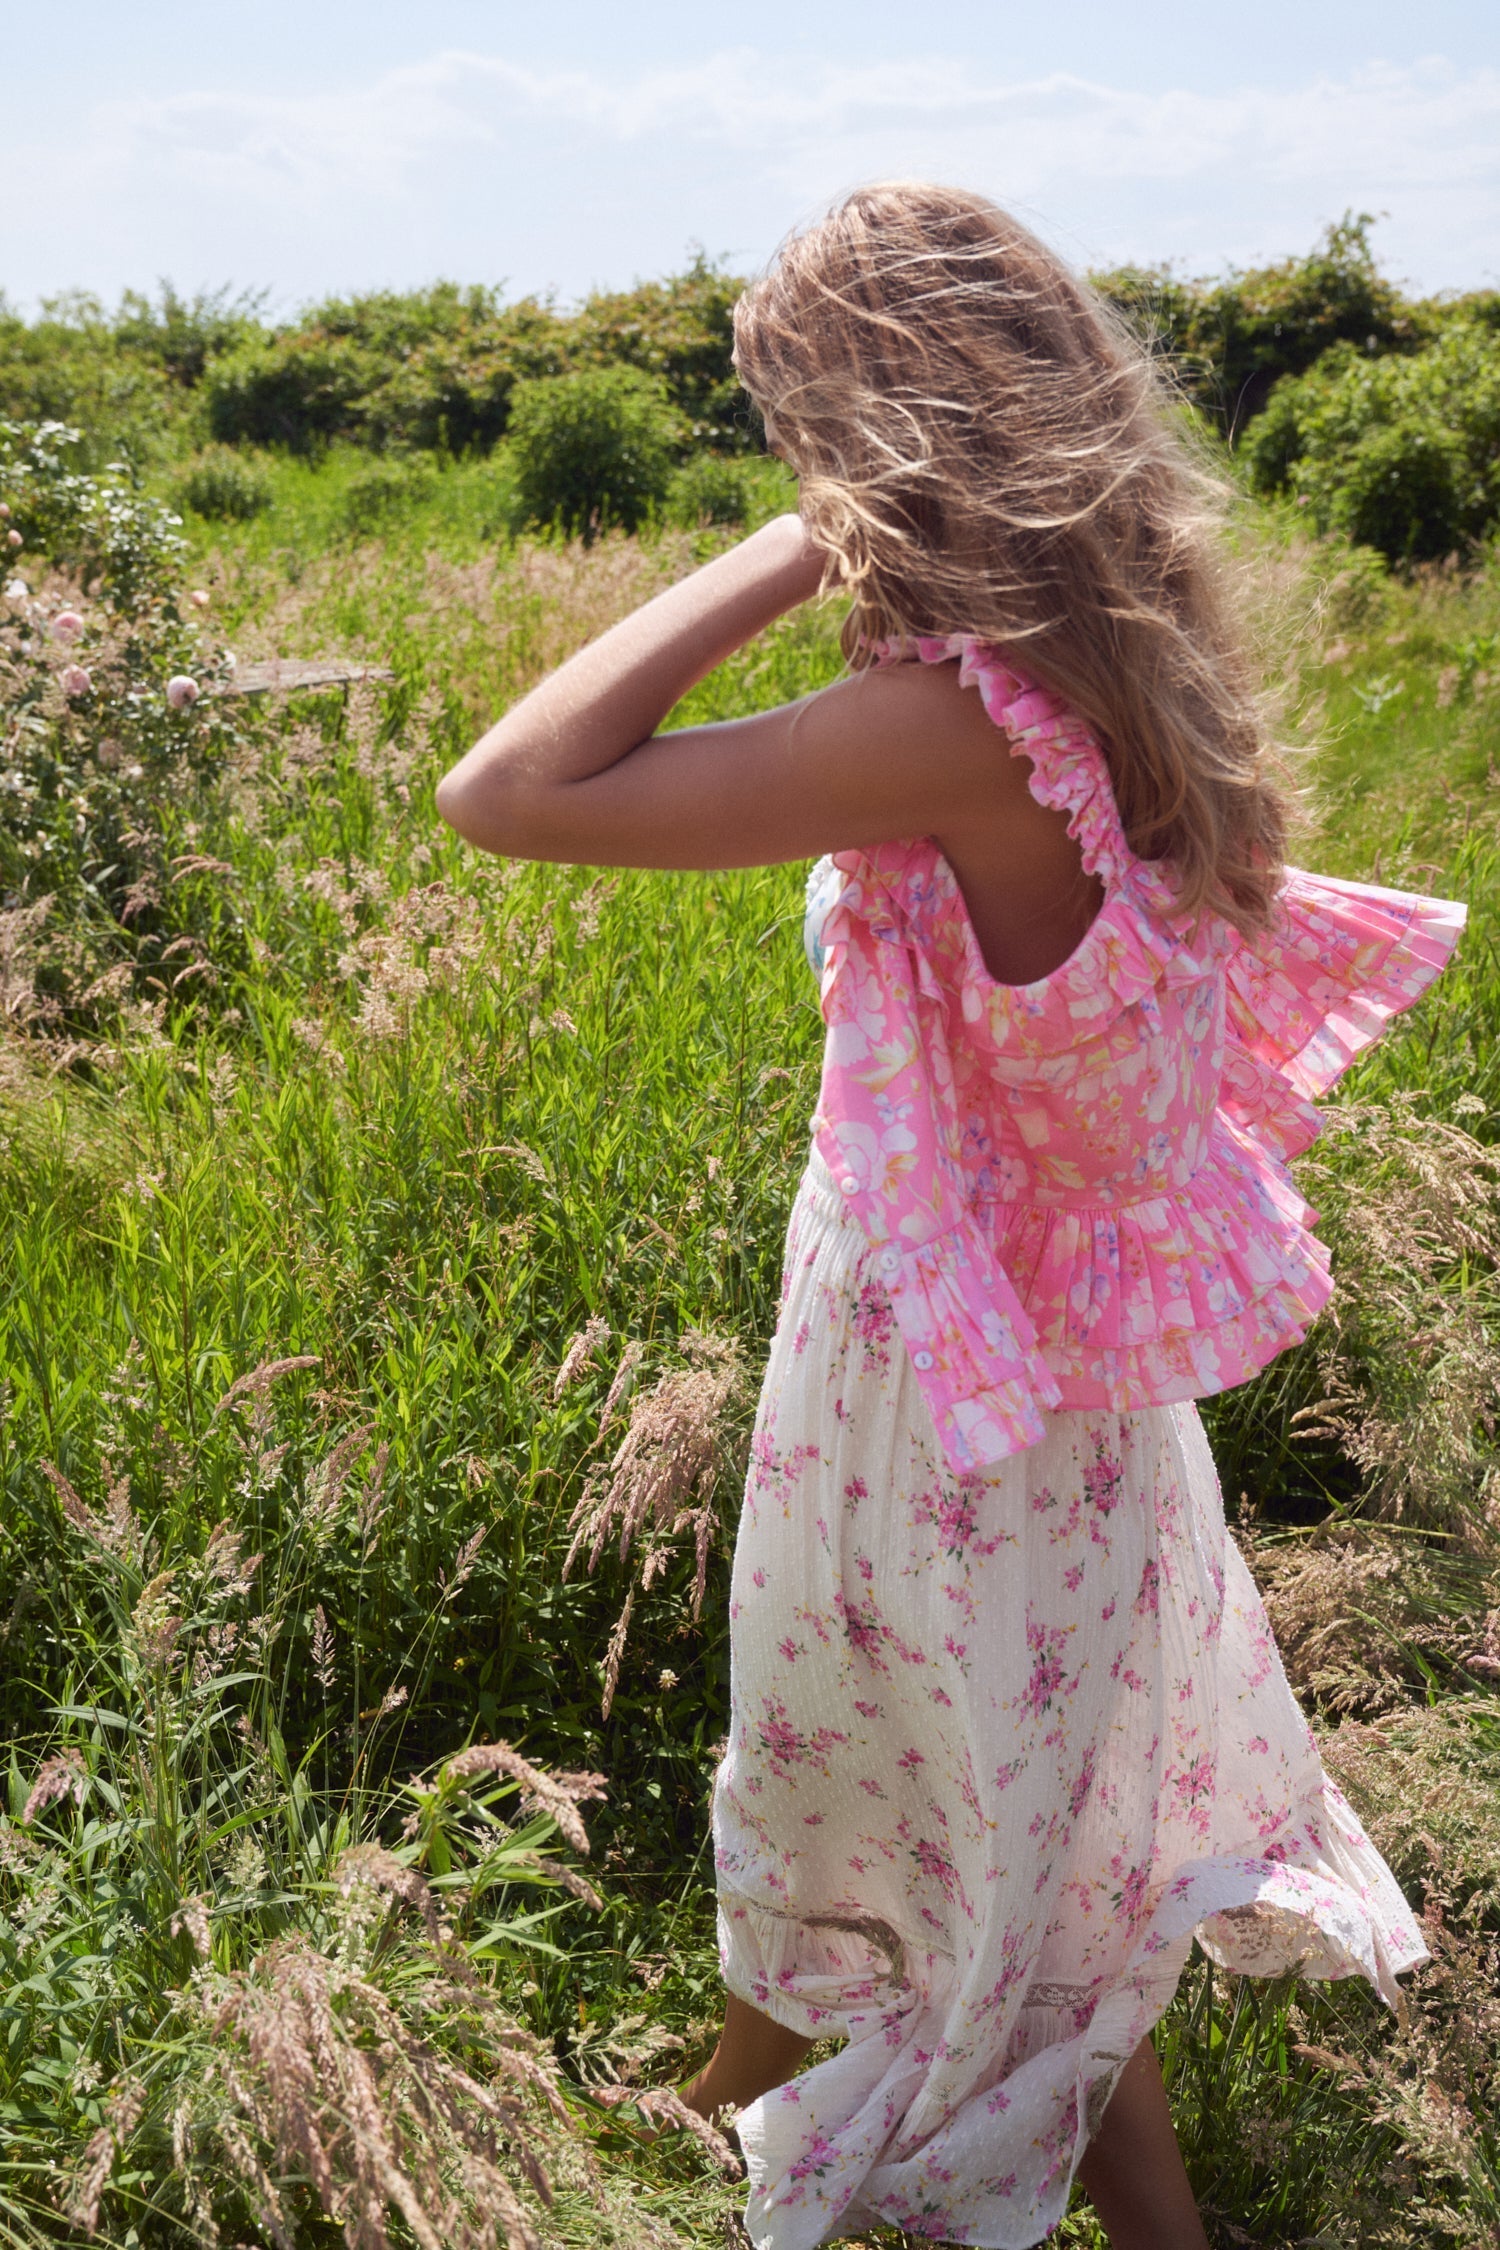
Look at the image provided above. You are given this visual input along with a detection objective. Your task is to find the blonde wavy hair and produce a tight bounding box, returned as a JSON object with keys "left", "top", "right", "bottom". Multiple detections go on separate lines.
{"left": 732, "top": 182, "right": 1291, "bottom": 931}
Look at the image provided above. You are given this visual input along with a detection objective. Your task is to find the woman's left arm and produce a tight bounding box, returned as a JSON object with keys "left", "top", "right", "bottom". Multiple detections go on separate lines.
{"left": 435, "top": 513, "right": 826, "bottom": 866}
{"left": 436, "top": 513, "right": 1013, "bottom": 873}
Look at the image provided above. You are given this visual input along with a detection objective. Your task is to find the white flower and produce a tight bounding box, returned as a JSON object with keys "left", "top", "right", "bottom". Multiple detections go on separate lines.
{"left": 166, "top": 675, "right": 200, "bottom": 711}
{"left": 3, "top": 578, "right": 26, "bottom": 603}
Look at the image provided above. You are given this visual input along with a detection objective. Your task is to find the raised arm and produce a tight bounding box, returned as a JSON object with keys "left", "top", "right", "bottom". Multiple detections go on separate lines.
{"left": 435, "top": 514, "right": 824, "bottom": 863}
{"left": 433, "top": 517, "right": 1036, "bottom": 876}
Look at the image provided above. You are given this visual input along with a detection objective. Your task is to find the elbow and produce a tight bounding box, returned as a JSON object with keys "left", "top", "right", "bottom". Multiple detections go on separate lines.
{"left": 436, "top": 757, "right": 559, "bottom": 860}
{"left": 434, "top": 765, "right": 472, "bottom": 840}
{"left": 436, "top": 761, "right": 517, "bottom": 854}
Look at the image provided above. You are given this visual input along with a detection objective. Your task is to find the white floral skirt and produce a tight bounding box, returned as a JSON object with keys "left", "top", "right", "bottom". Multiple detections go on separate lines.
{"left": 712, "top": 1143, "right": 1428, "bottom": 2250}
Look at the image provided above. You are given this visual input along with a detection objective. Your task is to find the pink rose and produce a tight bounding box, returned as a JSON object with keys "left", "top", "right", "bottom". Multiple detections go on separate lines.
{"left": 166, "top": 675, "right": 199, "bottom": 711}
{"left": 60, "top": 665, "right": 92, "bottom": 697}
{"left": 6, "top": 530, "right": 20, "bottom": 548}
{"left": 190, "top": 589, "right": 210, "bottom": 608}
{"left": 51, "top": 611, "right": 84, "bottom": 643}
{"left": 0, "top": 502, "right": 9, "bottom": 518}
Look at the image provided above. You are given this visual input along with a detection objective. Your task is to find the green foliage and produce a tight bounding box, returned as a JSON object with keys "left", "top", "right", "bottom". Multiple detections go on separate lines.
{"left": 0, "top": 420, "right": 245, "bottom": 1014}
{"left": 0, "top": 1476, "right": 613, "bottom": 2247}
{"left": 200, "top": 259, "right": 752, "bottom": 461}
{"left": 1094, "top": 213, "right": 1421, "bottom": 436}
{"left": 108, "top": 281, "right": 267, "bottom": 388}
{"left": 337, "top": 452, "right": 439, "bottom": 535}
{"left": 170, "top": 441, "right": 275, "bottom": 522}
{"left": 508, "top": 366, "right": 686, "bottom": 538}
{"left": 569, "top": 252, "right": 756, "bottom": 451}
{"left": 1241, "top": 321, "right": 1500, "bottom": 562}
{"left": 661, "top": 450, "right": 800, "bottom": 531}
{"left": 2, "top": 445, "right": 1500, "bottom": 2242}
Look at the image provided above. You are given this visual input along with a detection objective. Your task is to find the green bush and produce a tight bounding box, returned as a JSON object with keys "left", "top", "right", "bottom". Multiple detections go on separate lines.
{"left": 1242, "top": 320, "right": 1500, "bottom": 562}
{"left": 508, "top": 366, "right": 685, "bottom": 538}
{"left": 571, "top": 252, "right": 756, "bottom": 451}
{"left": 1094, "top": 214, "right": 1421, "bottom": 435}
{"left": 0, "top": 419, "right": 243, "bottom": 1007}
{"left": 338, "top": 453, "right": 439, "bottom": 534}
{"left": 664, "top": 452, "right": 756, "bottom": 526}
{"left": 205, "top": 328, "right": 385, "bottom": 453}
{"left": 171, "top": 442, "right": 274, "bottom": 521}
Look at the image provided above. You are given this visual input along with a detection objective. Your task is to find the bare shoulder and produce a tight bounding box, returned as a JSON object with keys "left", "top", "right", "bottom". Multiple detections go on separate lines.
{"left": 798, "top": 655, "right": 1033, "bottom": 797}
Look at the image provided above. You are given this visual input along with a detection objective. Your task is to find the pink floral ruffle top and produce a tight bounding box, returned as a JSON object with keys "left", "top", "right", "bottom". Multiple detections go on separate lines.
{"left": 802, "top": 634, "right": 1467, "bottom": 1481}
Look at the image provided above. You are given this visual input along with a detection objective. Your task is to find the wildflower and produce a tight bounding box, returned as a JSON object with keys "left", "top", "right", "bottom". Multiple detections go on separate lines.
{"left": 190, "top": 588, "right": 210, "bottom": 608}
{"left": 166, "top": 674, "right": 200, "bottom": 710}
{"left": 51, "top": 610, "right": 84, "bottom": 641}
{"left": 553, "top": 1313, "right": 610, "bottom": 1399}
{"left": 171, "top": 1895, "right": 213, "bottom": 1959}
{"left": 310, "top": 1603, "right": 337, "bottom": 1691}
{"left": 6, "top": 529, "right": 20, "bottom": 548}
{"left": 442, "top": 1741, "right": 606, "bottom": 1856}
{"left": 22, "top": 1746, "right": 87, "bottom": 1824}
{"left": 59, "top": 664, "right": 91, "bottom": 697}
{"left": 4, "top": 578, "right": 26, "bottom": 601}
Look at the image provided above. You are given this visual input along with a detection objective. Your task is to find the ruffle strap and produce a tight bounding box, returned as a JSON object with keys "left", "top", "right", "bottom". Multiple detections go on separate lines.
{"left": 871, "top": 633, "right": 1133, "bottom": 889}
{"left": 1225, "top": 868, "right": 1467, "bottom": 1105}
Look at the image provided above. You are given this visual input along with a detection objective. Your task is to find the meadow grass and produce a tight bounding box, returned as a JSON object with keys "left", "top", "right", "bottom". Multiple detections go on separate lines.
{"left": 2, "top": 463, "right": 1499, "bottom": 2248}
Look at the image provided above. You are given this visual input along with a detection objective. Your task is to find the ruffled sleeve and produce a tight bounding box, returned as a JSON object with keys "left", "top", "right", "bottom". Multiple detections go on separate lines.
{"left": 1221, "top": 869, "right": 1468, "bottom": 1163}
{"left": 812, "top": 858, "right": 1064, "bottom": 1477}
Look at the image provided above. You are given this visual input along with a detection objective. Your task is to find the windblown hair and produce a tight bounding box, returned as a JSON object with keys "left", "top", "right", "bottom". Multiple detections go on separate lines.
{"left": 733, "top": 183, "right": 1291, "bottom": 930}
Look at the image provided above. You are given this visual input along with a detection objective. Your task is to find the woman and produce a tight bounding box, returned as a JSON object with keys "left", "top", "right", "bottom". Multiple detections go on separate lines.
{"left": 438, "top": 183, "right": 1461, "bottom": 2250}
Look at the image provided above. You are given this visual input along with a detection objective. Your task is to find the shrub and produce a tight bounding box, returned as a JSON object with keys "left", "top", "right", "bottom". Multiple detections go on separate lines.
{"left": 1094, "top": 214, "right": 1424, "bottom": 436}
{"left": 571, "top": 252, "right": 755, "bottom": 451}
{"left": 171, "top": 442, "right": 274, "bottom": 521}
{"left": 664, "top": 452, "right": 757, "bottom": 527}
{"left": 109, "top": 281, "right": 266, "bottom": 388}
{"left": 0, "top": 420, "right": 242, "bottom": 1011}
{"left": 1243, "top": 321, "right": 1500, "bottom": 562}
{"left": 508, "top": 366, "right": 685, "bottom": 539}
{"left": 206, "top": 328, "right": 384, "bottom": 453}
{"left": 338, "top": 454, "right": 438, "bottom": 535}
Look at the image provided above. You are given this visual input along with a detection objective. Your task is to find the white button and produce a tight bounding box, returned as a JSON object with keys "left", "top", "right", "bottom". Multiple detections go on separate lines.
{"left": 912, "top": 1350, "right": 934, "bottom": 1370}
{"left": 840, "top": 1175, "right": 859, "bottom": 1195}
{"left": 879, "top": 1250, "right": 900, "bottom": 1274}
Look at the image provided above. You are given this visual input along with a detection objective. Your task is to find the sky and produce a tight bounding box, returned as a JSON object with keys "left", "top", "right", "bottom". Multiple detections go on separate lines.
{"left": 5, "top": 0, "right": 1498, "bottom": 315}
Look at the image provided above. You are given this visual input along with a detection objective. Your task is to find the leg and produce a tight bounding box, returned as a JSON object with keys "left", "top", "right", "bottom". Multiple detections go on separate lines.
{"left": 1075, "top": 2036, "right": 1210, "bottom": 2250}
{"left": 681, "top": 1992, "right": 816, "bottom": 2122}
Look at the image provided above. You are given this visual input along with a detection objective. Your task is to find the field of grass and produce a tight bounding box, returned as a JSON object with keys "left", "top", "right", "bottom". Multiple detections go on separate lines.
{"left": 1, "top": 449, "right": 1499, "bottom": 2250}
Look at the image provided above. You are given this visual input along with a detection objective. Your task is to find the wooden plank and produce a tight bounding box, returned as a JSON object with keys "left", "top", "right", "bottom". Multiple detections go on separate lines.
{"left": 217, "top": 658, "right": 396, "bottom": 696}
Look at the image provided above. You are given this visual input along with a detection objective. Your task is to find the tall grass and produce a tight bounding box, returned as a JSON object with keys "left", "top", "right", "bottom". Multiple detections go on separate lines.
{"left": 2, "top": 466, "right": 1499, "bottom": 2247}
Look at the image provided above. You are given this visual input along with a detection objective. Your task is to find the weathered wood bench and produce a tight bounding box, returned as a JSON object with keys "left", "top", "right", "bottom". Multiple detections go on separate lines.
{"left": 217, "top": 658, "right": 396, "bottom": 697}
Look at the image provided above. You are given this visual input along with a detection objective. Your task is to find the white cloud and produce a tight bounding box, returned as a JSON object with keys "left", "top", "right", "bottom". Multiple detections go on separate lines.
{"left": 14, "top": 48, "right": 1499, "bottom": 306}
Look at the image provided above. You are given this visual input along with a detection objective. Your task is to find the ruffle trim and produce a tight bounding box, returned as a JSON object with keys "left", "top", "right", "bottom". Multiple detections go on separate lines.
{"left": 805, "top": 1124, "right": 1334, "bottom": 1474}
{"left": 816, "top": 840, "right": 1227, "bottom": 1065}
{"left": 1226, "top": 868, "right": 1468, "bottom": 1106}
{"left": 989, "top": 1116, "right": 1331, "bottom": 1374}
{"left": 719, "top": 1790, "right": 1427, "bottom": 2250}
{"left": 870, "top": 633, "right": 1136, "bottom": 890}
{"left": 882, "top": 1218, "right": 1065, "bottom": 1472}
{"left": 808, "top": 1133, "right": 1066, "bottom": 1476}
